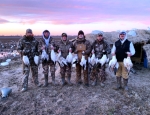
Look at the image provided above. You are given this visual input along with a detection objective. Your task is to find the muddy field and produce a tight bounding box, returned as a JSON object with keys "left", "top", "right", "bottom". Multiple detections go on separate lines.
{"left": 0, "top": 58, "right": 150, "bottom": 115}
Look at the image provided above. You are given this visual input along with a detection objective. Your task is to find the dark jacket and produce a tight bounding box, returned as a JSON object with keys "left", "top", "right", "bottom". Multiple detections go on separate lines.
{"left": 17, "top": 35, "right": 39, "bottom": 60}
{"left": 56, "top": 39, "right": 74, "bottom": 59}
{"left": 73, "top": 37, "right": 91, "bottom": 56}
{"left": 115, "top": 39, "right": 130, "bottom": 62}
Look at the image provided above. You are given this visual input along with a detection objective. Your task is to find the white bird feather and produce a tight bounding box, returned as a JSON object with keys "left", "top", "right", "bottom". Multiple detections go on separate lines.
{"left": 34, "top": 55, "right": 39, "bottom": 65}
{"left": 23, "top": 55, "right": 30, "bottom": 65}
{"left": 66, "top": 48, "right": 73, "bottom": 63}
{"left": 108, "top": 55, "right": 117, "bottom": 71}
{"left": 80, "top": 51, "right": 87, "bottom": 70}
{"left": 123, "top": 57, "right": 133, "bottom": 72}
{"left": 50, "top": 45, "right": 56, "bottom": 63}
{"left": 89, "top": 49, "right": 97, "bottom": 66}
{"left": 72, "top": 54, "right": 78, "bottom": 64}
{"left": 41, "top": 49, "right": 49, "bottom": 61}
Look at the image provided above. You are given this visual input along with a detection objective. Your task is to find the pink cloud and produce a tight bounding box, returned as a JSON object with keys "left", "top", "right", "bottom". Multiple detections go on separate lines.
{"left": 0, "top": 18, "right": 9, "bottom": 24}
{"left": 0, "top": 0, "right": 150, "bottom": 25}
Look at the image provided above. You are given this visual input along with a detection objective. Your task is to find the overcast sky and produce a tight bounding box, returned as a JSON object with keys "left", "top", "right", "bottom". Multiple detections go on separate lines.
{"left": 0, "top": 0, "right": 150, "bottom": 35}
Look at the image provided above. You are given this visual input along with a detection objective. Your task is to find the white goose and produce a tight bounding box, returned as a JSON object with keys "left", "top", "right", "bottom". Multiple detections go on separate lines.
{"left": 89, "top": 49, "right": 97, "bottom": 66}
{"left": 66, "top": 48, "right": 73, "bottom": 64}
{"left": 34, "top": 55, "right": 39, "bottom": 65}
{"left": 72, "top": 54, "right": 78, "bottom": 64}
{"left": 108, "top": 55, "right": 117, "bottom": 72}
{"left": 56, "top": 49, "right": 67, "bottom": 67}
{"left": 80, "top": 51, "right": 87, "bottom": 70}
{"left": 99, "top": 50, "right": 109, "bottom": 66}
{"left": 123, "top": 56, "right": 133, "bottom": 72}
{"left": 41, "top": 49, "right": 49, "bottom": 61}
{"left": 50, "top": 45, "right": 56, "bottom": 64}
{"left": 23, "top": 55, "right": 30, "bottom": 65}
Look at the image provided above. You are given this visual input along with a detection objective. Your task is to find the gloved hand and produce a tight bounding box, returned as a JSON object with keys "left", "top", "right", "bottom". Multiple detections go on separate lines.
{"left": 22, "top": 49, "right": 30, "bottom": 55}
{"left": 82, "top": 51, "right": 85, "bottom": 55}
{"left": 23, "top": 55, "right": 30, "bottom": 65}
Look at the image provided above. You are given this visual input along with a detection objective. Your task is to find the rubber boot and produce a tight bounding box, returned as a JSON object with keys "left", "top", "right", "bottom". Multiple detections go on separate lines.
{"left": 92, "top": 76, "right": 97, "bottom": 86}
{"left": 123, "top": 78, "right": 128, "bottom": 91}
{"left": 51, "top": 73, "right": 56, "bottom": 85}
{"left": 21, "top": 88, "right": 27, "bottom": 92}
{"left": 21, "top": 75, "right": 28, "bottom": 92}
{"left": 100, "top": 82, "right": 105, "bottom": 87}
{"left": 43, "top": 74, "right": 48, "bottom": 87}
{"left": 67, "top": 76, "right": 73, "bottom": 86}
{"left": 114, "top": 76, "right": 122, "bottom": 90}
{"left": 61, "top": 77, "right": 66, "bottom": 86}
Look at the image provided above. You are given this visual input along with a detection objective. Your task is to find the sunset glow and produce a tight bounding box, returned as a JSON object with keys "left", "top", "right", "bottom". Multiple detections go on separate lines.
{"left": 0, "top": 0, "right": 150, "bottom": 35}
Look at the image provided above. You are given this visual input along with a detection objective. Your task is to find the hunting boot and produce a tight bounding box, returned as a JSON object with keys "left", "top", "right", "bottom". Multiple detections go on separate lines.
{"left": 51, "top": 73, "right": 56, "bottom": 85}
{"left": 43, "top": 74, "right": 48, "bottom": 87}
{"left": 100, "top": 76, "right": 105, "bottom": 88}
{"left": 21, "top": 76, "right": 28, "bottom": 92}
{"left": 114, "top": 76, "right": 122, "bottom": 90}
{"left": 123, "top": 78, "right": 128, "bottom": 91}
{"left": 84, "top": 69, "right": 89, "bottom": 87}
{"left": 67, "top": 75, "right": 73, "bottom": 86}
{"left": 76, "top": 64, "right": 82, "bottom": 85}
{"left": 92, "top": 75, "right": 98, "bottom": 86}
{"left": 61, "top": 74, "right": 67, "bottom": 86}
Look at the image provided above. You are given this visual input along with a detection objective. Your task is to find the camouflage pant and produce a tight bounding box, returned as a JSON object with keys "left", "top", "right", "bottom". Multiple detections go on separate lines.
{"left": 60, "top": 64, "right": 71, "bottom": 78}
{"left": 42, "top": 61, "right": 55, "bottom": 77}
{"left": 22, "top": 60, "right": 39, "bottom": 88}
{"left": 76, "top": 63, "right": 89, "bottom": 84}
{"left": 91, "top": 64, "right": 106, "bottom": 83}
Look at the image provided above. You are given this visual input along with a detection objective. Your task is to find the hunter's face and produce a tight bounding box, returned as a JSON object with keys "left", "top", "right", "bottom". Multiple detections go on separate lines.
{"left": 119, "top": 34, "right": 126, "bottom": 40}
{"left": 44, "top": 32, "right": 49, "bottom": 38}
{"left": 26, "top": 33, "right": 33, "bottom": 37}
{"left": 78, "top": 34, "right": 84, "bottom": 39}
{"left": 97, "top": 35, "right": 103, "bottom": 41}
{"left": 62, "top": 36, "right": 67, "bottom": 41}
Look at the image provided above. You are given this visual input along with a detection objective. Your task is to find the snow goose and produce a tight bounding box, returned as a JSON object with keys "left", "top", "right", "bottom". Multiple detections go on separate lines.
{"left": 80, "top": 51, "right": 87, "bottom": 70}
{"left": 50, "top": 45, "right": 56, "bottom": 64}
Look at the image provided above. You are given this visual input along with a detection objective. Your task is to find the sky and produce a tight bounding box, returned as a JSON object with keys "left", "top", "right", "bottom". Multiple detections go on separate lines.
{"left": 0, "top": 0, "right": 150, "bottom": 36}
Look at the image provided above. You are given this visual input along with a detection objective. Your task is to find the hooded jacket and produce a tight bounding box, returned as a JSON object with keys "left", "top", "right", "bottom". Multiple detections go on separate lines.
{"left": 38, "top": 30, "right": 57, "bottom": 54}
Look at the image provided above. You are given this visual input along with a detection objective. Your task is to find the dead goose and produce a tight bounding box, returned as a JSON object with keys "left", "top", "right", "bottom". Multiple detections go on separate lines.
{"left": 80, "top": 51, "right": 87, "bottom": 70}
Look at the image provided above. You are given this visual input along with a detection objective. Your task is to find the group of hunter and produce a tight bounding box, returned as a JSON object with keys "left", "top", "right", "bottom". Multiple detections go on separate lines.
{"left": 17, "top": 29, "right": 135, "bottom": 92}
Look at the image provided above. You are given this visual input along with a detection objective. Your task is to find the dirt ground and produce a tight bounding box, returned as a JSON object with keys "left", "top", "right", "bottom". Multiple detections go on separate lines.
{"left": 0, "top": 58, "right": 150, "bottom": 115}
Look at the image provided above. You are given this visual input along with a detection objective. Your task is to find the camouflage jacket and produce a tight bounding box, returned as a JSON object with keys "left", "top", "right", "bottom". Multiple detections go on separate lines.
{"left": 17, "top": 35, "right": 39, "bottom": 60}
{"left": 92, "top": 39, "right": 111, "bottom": 58}
{"left": 56, "top": 39, "right": 74, "bottom": 59}
{"left": 73, "top": 37, "right": 91, "bottom": 56}
{"left": 38, "top": 37, "right": 57, "bottom": 54}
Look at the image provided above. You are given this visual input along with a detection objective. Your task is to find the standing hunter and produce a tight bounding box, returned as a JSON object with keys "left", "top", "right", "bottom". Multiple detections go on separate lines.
{"left": 17, "top": 29, "right": 41, "bottom": 92}
{"left": 38, "top": 30, "right": 57, "bottom": 86}
{"left": 56, "top": 33, "right": 74, "bottom": 85}
{"left": 73, "top": 30, "right": 91, "bottom": 86}
{"left": 111, "top": 31, "right": 135, "bottom": 91}
{"left": 91, "top": 32, "right": 111, "bottom": 87}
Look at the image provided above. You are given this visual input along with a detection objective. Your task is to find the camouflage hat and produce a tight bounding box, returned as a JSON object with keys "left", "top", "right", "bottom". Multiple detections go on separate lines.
{"left": 78, "top": 30, "right": 84, "bottom": 36}
{"left": 26, "top": 29, "right": 32, "bottom": 34}
{"left": 62, "top": 33, "right": 67, "bottom": 37}
{"left": 97, "top": 32, "right": 103, "bottom": 36}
